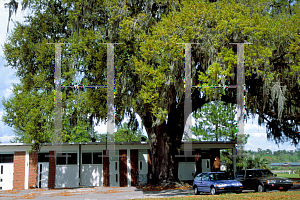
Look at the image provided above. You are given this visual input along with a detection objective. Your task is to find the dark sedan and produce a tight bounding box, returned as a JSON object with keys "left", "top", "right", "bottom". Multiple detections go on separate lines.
{"left": 193, "top": 172, "right": 243, "bottom": 195}
{"left": 235, "top": 169, "right": 293, "bottom": 192}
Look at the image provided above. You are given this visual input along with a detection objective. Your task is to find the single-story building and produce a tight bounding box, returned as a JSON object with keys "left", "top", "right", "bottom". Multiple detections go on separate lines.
{"left": 0, "top": 141, "right": 237, "bottom": 190}
{"left": 269, "top": 162, "right": 300, "bottom": 167}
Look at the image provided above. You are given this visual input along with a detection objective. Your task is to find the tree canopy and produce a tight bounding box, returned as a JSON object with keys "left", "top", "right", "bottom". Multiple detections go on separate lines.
{"left": 192, "top": 101, "right": 237, "bottom": 141}
{"left": 2, "top": 0, "right": 300, "bottom": 184}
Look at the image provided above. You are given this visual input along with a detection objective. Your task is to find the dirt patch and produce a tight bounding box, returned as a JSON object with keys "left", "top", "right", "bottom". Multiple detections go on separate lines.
{"left": 136, "top": 184, "right": 192, "bottom": 192}
{"left": 18, "top": 192, "right": 41, "bottom": 199}
{"left": 3, "top": 190, "right": 19, "bottom": 194}
{"left": 94, "top": 189, "right": 134, "bottom": 194}
{"left": 0, "top": 195, "right": 19, "bottom": 199}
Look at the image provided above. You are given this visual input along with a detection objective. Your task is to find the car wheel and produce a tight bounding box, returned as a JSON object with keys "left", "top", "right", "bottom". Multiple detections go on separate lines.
{"left": 194, "top": 186, "right": 199, "bottom": 195}
{"left": 210, "top": 187, "right": 216, "bottom": 195}
{"left": 257, "top": 184, "right": 265, "bottom": 192}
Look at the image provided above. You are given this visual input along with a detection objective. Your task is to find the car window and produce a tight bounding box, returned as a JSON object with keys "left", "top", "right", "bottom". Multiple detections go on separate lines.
{"left": 245, "top": 170, "right": 254, "bottom": 178}
{"left": 209, "top": 173, "right": 231, "bottom": 181}
{"left": 236, "top": 170, "right": 245, "bottom": 178}
{"left": 202, "top": 173, "right": 209, "bottom": 181}
{"left": 254, "top": 170, "right": 273, "bottom": 177}
{"left": 195, "top": 173, "right": 202, "bottom": 180}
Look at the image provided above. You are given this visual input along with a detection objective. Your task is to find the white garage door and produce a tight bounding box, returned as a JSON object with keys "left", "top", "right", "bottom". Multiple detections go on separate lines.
{"left": 55, "top": 152, "right": 79, "bottom": 188}
{"left": 0, "top": 154, "right": 14, "bottom": 190}
{"left": 81, "top": 152, "right": 103, "bottom": 187}
{"left": 178, "top": 162, "right": 196, "bottom": 181}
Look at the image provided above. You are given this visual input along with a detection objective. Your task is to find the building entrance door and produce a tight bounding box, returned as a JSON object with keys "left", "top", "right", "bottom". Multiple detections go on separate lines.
{"left": 109, "top": 161, "right": 119, "bottom": 187}
{"left": 202, "top": 159, "right": 211, "bottom": 172}
{"left": 37, "top": 163, "right": 49, "bottom": 188}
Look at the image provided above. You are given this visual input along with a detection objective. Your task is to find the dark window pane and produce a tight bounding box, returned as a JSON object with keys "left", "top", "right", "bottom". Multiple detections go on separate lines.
{"left": 67, "top": 153, "right": 77, "bottom": 164}
{"left": 56, "top": 153, "right": 66, "bottom": 165}
{"left": 0, "top": 154, "right": 14, "bottom": 163}
{"left": 38, "top": 153, "right": 49, "bottom": 162}
{"left": 1, "top": 165, "right": 3, "bottom": 174}
{"left": 187, "top": 151, "right": 195, "bottom": 162}
{"left": 82, "top": 153, "right": 92, "bottom": 164}
{"left": 93, "top": 152, "right": 102, "bottom": 164}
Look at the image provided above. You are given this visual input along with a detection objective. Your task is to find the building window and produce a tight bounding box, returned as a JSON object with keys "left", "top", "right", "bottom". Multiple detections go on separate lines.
{"left": 82, "top": 152, "right": 102, "bottom": 164}
{"left": 56, "top": 153, "right": 67, "bottom": 165}
{"left": 93, "top": 152, "right": 102, "bottom": 164}
{"left": 140, "top": 161, "right": 143, "bottom": 171}
{"left": 38, "top": 153, "right": 49, "bottom": 162}
{"left": 56, "top": 153, "right": 77, "bottom": 165}
{"left": 0, "top": 165, "right": 2, "bottom": 174}
{"left": 67, "top": 153, "right": 77, "bottom": 164}
{"left": 0, "top": 154, "right": 14, "bottom": 163}
{"left": 82, "top": 153, "right": 92, "bottom": 164}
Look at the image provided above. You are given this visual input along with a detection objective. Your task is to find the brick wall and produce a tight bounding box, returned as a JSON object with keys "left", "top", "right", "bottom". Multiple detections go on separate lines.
{"left": 48, "top": 151, "right": 55, "bottom": 189}
{"left": 103, "top": 150, "right": 109, "bottom": 186}
{"left": 28, "top": 151, "right": 38, "bottom": 188}
{"left": 13, "top": 151, "right": 26, "bottom": 190}
{"left": 119, "top": 149, "right": 127, "bottom": 187}
{"left": 130, "top": 149, "right": 138, "bottom": 186}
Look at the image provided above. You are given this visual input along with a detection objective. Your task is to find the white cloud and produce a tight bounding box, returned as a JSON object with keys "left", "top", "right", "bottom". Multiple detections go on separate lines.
{"left": 1, "top": 86, "right": 13, "bottom": 99}
{"left": 0, "top": 134, "right": 15, "bottom": 143}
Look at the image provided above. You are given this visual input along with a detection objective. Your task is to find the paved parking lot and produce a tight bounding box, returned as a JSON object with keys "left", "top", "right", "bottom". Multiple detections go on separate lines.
{"left": 0, "top": 184, "right": 299, "bottom": 200}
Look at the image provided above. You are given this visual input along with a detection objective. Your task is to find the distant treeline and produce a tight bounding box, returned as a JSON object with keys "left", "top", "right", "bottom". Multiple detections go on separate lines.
{"left": 248, "top": 148, "right": 300, "bottom": 164}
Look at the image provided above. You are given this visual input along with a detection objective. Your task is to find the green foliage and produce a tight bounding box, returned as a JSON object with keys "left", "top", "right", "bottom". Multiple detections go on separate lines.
{"left": 192, "top": 101, "right": 237, "bottom": 141}
{"left": 221, "top": 148, "right": 300, "bottom": 175}
{"left": 2, "top": 0, "right": 300, "bottom": 182}
{"left": 114, "top": 122, "right": 146, "bottom": 142}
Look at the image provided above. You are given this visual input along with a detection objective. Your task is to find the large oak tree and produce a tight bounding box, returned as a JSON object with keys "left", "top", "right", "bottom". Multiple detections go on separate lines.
{"left": 3, "top": 0, "right": 300, "bottom": 184}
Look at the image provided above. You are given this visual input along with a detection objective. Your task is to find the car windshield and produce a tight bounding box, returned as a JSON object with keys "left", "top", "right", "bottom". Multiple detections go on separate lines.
{"left": 253, "top": 170, "right": 273, "bottom": 177}
{"left": 209, "top": 173, "right": 232, "bottom": 181}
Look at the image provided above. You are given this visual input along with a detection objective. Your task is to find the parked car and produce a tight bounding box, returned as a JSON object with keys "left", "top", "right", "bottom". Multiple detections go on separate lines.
{"left": 193, "top": 172, "right": 243, "bottom": 195}
{"left": 235, "top": 169, "right": 293, "bottom": 192}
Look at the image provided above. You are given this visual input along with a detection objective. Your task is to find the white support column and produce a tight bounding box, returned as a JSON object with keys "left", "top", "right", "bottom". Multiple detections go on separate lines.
{"left": 127, "top": 148, "right": 131, "bottom": 187}
{"left": 25, "top": 151, "right": 29, "bottom": 190}
{"left": 232, "top": 147, "right": 237, "bottom": 176}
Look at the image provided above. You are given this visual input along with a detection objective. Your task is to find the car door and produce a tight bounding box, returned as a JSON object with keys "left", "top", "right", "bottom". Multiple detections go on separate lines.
{"left": 235, "top": 170, "right": 246, "bottom": 188}
{"left": 244, "top": 170, "right": 256, "bottom": 189}
{"left": 194, "top": 174, "right": 202, "bottom": 192}
{"left": 201, "top": 173, "right": 210, "bottom": 193}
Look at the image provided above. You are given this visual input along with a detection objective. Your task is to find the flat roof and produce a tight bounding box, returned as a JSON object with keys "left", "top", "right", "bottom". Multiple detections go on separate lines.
{"left": 0, "top": 140, "right": 237, "bottom": 146}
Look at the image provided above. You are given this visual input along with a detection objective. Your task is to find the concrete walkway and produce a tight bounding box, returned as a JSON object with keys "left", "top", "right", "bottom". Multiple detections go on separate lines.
{"left": 0, "top": 186, "right": 194, "bottom": 200}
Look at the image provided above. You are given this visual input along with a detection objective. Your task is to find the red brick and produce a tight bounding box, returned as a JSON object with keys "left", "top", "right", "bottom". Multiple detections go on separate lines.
{"left": 48, "top": 151, "right": 56, "bottom": 189}
{"left": 130, "top": 149, "right": 138, "bottom": 186}
{"left": 13, "top": 151, "right": 26, "bottom": 190}
{"left": 119, "top": 149, "right": 127, "bottom": 187}
{"left": 103, "top": 150, "right": 109, "bottom": 186}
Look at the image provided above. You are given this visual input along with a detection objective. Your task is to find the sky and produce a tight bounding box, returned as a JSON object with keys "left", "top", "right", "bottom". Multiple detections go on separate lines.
{"left": 0, "top": 1, "right": 298, "bottom": 152}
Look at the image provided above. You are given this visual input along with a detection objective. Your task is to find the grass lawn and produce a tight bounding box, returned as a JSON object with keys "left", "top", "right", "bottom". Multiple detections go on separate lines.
{"left": 276, "top": 173, "right": 300, "bottom": 178}
{"left": 135, "top": 191, "right": 300, "bottom": 200}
